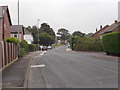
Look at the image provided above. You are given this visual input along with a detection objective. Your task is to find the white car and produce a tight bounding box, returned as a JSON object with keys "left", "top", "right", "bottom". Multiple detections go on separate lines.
{"left": 47, "top": 46, "right": 52, "bottom": 49}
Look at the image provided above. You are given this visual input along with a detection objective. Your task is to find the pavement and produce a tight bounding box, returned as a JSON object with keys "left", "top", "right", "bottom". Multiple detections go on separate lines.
{"left": 28, "top": 46, "right": 118, "bottom": 88}
{"left": 2, "top": 51, "right": 41, "bottom": 89}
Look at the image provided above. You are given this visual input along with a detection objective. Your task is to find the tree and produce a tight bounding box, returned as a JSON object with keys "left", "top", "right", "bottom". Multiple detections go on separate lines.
{"left": 40, "top": 23, "right": 55, "bottom": 38}
{"left": 26, "top": 23, "right": 56, "bottom": 44}
{"left": 39, "top": 32, "right": 55, "bottom": 46}
{"left": 72, "top": 31, "right": 85, "bottom": 37}
{"left": 85, "top": 33, "right": 93, "bottom": 37}
{"left": 26, "top": 26, "right": 39, "bottom": 44}
{"left": 57, "top": 28, "right": 71, "bottom": 43}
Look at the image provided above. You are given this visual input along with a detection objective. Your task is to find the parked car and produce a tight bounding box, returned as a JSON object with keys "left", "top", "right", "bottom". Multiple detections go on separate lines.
{"left": 47, "top": 46, "right": 52, "bottom": 49}
{"left": 67, "top": 44, "right": 70, "bottom": 48}
{"left": 41, "top": 46, "right": 47, "bottom": 51}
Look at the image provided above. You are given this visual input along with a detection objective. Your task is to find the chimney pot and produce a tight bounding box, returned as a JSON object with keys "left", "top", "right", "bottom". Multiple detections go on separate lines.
{"left": 100, "top": 25, "right": 102, "bottom": 29}
{"left": 115, "top": 20, "right": 117, "bottom": 23}
{"left": 96, "top": 28, "right": 97, "bottom": 32}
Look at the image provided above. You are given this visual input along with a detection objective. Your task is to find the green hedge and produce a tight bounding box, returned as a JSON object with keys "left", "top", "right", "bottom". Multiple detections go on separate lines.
{"left": 102, "top": 32, "right": 120, "bottom": 56}
{"left": 20, "top": 40, "right": 29, "bottom": 53}
{"left": 19, "top": 40, "right": 29, "bottom": 57}
{"left": 29, "top": 44, "right": 38, "bottom": 52}
{"left": 70, "top": 36, "right": 103, "bottom": 51}
{"left": 5, "top": 37, "right": 19, "bottom": 44}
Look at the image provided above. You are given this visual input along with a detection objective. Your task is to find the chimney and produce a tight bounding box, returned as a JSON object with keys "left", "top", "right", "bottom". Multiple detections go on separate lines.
{"left": 114, "top": 20, "right": 117, "bottom": 23}
{"left": 96, "top": 28, "right": 98, "bottom": 32}
{"left": 100, "top": 25, "right": 102, "bottom": 29}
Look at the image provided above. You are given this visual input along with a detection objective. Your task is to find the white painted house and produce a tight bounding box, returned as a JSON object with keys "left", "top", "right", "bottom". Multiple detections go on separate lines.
{"left": 24, "top": 30, "right": 33, "bottom": 44}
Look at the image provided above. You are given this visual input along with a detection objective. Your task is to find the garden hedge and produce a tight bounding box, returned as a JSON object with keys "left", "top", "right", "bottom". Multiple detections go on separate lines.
{"left": 5, "top": 37, "right": 19, "bottom": 44}
{"left": 70, "top": 36, "right": 103, "bottom": 51}
{"left": 102, "top": 32, "right": 120, "bottom": 56}
{"left": 29, "top": 44, "right": 38, "bottom": 52}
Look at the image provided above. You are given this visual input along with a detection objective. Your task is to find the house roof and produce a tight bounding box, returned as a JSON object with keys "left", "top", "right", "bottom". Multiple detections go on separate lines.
{"left": 10, "top": 25, "right": 24, "bottom": 34}
{"left": 100, "top": 21, "right": 120, "bottom": 34}
{"left": 92, "top": 25, "right": 109, "bottom": 37}
{"left": 0, "top": 6, "right": 12, "bottom": 25}
{"left": 24, "top": 29, "right": 32, "bottom": 35}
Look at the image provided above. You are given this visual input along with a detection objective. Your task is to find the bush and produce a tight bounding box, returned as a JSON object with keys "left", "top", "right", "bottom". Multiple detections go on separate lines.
{"left": 70, "top": 36, "right": 103, "bottom": 51}
{"left": 20, "top": 40, "right": 29, "bottom": 53}
{"left": 19, "top": 40, "right": 29, "bottom": 57}
{"left": 102, "top": 32, "right": 120, "bottom": 56}
{"left": 19, "top": 48, "right": 26, "bottom": 57}
{"left": 29, "top": 44, "right": 38, "bottom": 52}
{"left": 5, "top": 37, "right": 19, "bottom": 44}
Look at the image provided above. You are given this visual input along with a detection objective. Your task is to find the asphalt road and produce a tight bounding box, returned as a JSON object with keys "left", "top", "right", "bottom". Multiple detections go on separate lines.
{"left": 28, "top": 46, "right": 118, "bottom": 88}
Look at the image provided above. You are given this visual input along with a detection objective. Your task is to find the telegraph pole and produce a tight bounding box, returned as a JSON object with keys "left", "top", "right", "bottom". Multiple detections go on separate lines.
{"left": 37, "top": 19, "right": 40, "bottom": 50}
{"left": 18, "top": 0, "right": 20, "bottom": 57}
{"left": 18, "top": 0, "right": 19, "bottom": 25}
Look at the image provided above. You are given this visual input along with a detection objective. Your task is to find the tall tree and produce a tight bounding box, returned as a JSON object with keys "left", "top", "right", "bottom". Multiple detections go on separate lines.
{"left": 72, "top": 31, "right": 85, "bottom": 37}
{"left": 26, "top": 23, "right": 56, "bottom": 44}
{"left": 39, "top": 32, "right": 55, "bottom": 46}
{"left": 26, "top": 26, "right": 39, "bottom": 44}
{"left": 57, "top": 28, "right": 71, "bottom": 43}
{"left": 40, "top": 23, "right": 55, "bottom": 38}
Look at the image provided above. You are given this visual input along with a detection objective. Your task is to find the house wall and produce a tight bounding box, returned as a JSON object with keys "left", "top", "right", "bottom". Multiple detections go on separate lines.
{"left": 24, "top": 34, "right": 33, "bottom": 44}
{"left": 21, "top": 30, "right": 24, "bottom": 41}
{"left": 10, "top": 33, "right": 22, "bottom": 42}
{"left": 3, "top": 10, "right": 11, "bottom": 39}
{"left": 0, "top": 19, "right": 3, "bottom": 41}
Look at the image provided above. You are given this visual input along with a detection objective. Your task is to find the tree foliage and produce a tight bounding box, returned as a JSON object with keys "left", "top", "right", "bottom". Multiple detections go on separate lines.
{"left": 39, "top": 32, "right": 55, "bottom": 46}
{"left": 72, "top": 31, "right": 85, "bottom": 37}
{"left": 57, "top": 28, "right": 71, "bottom": 43}
{"left": 26, "top": 23, "right": 56, "bottom": 45}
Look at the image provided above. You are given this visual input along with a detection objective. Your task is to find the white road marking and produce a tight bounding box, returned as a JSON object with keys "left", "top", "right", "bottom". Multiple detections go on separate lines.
{"left": 31, "top": 64, "right": 45, "bottom": 68}
{"left": 40, "top": 51, "right": 47, "bottom": 56}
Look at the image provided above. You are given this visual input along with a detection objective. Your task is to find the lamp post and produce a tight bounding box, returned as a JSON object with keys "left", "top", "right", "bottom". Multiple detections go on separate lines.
{"left": 37, "top": 19, "right": 40, "bottom": 50}
{"left": 18, "top": 0, "right": 20, "bottom": 57}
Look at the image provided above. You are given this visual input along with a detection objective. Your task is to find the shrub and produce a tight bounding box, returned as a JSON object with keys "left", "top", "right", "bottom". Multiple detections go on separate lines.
{"left": 5, "top": 37, "right": 19, "bottom": 44}
{"left": 29, "top": 44, "right": 38, "bottom": 52}
{"left": 70, "top": 36, "right": 103, "bottom": 51}
{"left": 102, "top": 32, "right": 120, "bottom": 56}
{"left": 19, "top": 48, "right": 26, "bottom": 57}
{"left": 20, "top": 40, "right": 29, "bottom": 53}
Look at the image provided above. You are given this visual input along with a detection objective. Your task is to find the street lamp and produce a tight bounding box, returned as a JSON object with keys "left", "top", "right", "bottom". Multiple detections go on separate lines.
{"left": 37, "top": 19, "right": 40, "bottom": 50}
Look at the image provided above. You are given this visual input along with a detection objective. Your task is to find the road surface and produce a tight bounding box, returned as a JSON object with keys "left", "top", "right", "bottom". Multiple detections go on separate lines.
{"left": 28, "top": 46, "right": 118, "bottom": 88}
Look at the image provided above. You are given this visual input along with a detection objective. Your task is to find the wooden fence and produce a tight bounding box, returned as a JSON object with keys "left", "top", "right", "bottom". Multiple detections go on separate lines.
{"left": 0, "top": 41, "right": 18, "bottom": 69}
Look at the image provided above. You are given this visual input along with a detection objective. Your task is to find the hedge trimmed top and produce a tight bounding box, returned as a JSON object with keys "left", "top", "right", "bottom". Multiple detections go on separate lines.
{"left": 5, "top": 37, "right": 19, "bottom": 44}
{"left": 102, "top": 32, "right": 120, "bottom": 55}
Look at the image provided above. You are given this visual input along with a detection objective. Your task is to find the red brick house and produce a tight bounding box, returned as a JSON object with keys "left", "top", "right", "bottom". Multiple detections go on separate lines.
{"left": 0, "top": 6, "right": 12, "bottom": 41}
{"left": 92, "top": 20, "right": 120, "bottom": 38}
{"left": 92, "top": 25, "right": 109, "bottom": 38}
{"left": 10, "top": 25, "right": 25, "bottom": 41}
{"left": 100, "top": 20, "right": 120, "bottom": 35}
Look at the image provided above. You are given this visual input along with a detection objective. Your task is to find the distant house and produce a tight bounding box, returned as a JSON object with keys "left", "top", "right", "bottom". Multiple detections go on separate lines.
{"left": 24, "top": 30, "right": 33, "bottom": 44}
{"left": 92, "top": 25, "right": 109, "bottom": 38}
{"left": 10, "top": 25, "right": 25, "bottom": 42}
{"left": 92, "top": 20, "right": 120, "bottom": 39}
{"left": 0, "top": 6, "right": 12, "bottom": 41}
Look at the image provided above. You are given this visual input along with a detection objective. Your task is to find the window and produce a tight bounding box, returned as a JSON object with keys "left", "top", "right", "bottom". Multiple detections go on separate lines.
{"left": 14, "top": 34, "right": 17, "bottom": 37}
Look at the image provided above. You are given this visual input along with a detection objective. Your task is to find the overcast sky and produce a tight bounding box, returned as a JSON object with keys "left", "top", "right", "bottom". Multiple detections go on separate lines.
{"left": 0, "top": 0, "right": 119, "bottom": 34}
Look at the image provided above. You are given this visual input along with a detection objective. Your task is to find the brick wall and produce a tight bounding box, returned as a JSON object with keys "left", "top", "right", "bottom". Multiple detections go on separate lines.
{"left": 0, "top": 19, "right": 3, "bottom": 41}
{"left": 3, "top": 11, "right": 11, "bottom": 39}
